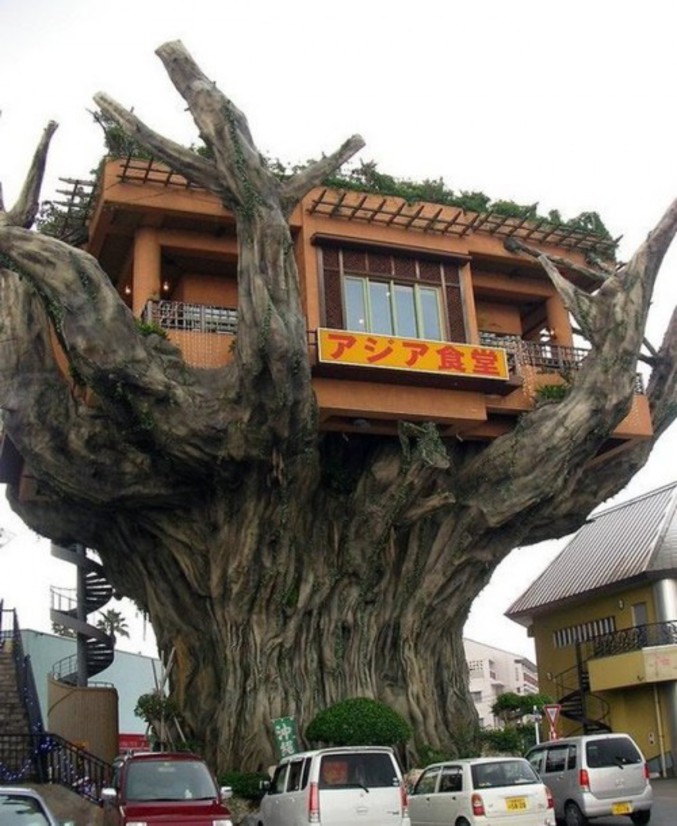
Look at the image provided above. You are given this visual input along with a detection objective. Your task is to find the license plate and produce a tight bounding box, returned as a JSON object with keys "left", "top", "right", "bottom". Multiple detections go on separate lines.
{"left": 612, "top": 802, "right": 632, "bottom": 815}
{"left": 506, "top": 797, "right": 527, "bottom": 810}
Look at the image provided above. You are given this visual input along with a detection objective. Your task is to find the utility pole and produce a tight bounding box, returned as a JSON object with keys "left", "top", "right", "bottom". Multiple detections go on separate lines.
{"left": 74, "top": 542, "right": 89, "bottom": 687}
{"left": 533, "top": 706, "right": 541, "bottom": 745}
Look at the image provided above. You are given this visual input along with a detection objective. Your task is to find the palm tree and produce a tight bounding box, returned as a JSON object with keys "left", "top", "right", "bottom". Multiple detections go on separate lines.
{"left": 52, "top": 622, "right": 76, "bottom": 638}
{"left": 96, "top": 608, "right": 130, "bottom": 640}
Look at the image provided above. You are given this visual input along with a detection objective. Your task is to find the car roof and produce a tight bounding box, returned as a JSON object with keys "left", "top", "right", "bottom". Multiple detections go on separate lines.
{"left": 425, "top": 756, "right": 531, "bottom": 768}
{"left": 119, "top": 751, "right": 205, "bottom": 762}
{"left": 0, "top": 786, "right": 45, "bottom": 795}
{"left": 530, "top": 733, "right": 635, "bottom": 748}
{"left": 279, "top": 746, "right": 395, "bottom": 761}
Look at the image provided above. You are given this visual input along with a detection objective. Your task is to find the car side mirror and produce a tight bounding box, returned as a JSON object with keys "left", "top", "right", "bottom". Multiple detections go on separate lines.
{"left": 101, "top": 788, "right": 117, "bottom": 802}
{"left": 259, "top": 779, "right": 271, "bottom": 791}
{"left": 220, "top": 785, "right": 233, "bottom": 800}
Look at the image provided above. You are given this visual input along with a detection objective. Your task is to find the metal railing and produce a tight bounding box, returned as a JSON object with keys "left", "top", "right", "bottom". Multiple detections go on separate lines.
{"left": 143, "top": 299, "right": 238, "bottom": 334}
{"left": 584, "top": 621, "right": 677, "bottom": 660}
{"left": 553, "top": 661, "right": 611, "bottom": 734}
{"left": 0, "top": 606, "right": 44, "bottom": 736}
{"left": 479, "top": 332, "right": 645, "bottom": 393}
{"left": 0, "top": 733, "right": 112, "bottom": 802}
{"left": 49, "top": 543, "right": 115, "bottom": 685}
{"left": 139, "top": 302, "right": 646, "bottom": 394}
{"left": 0, "top": 604, "right": 113, "bottom": 803}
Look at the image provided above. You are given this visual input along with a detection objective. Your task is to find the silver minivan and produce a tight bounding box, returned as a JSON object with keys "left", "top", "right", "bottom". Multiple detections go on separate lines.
{"left": 258, "top": 745, "right": 410, "bottom": 826}
{"left": 525, "top": 733, "right": 652, "bottom": 826}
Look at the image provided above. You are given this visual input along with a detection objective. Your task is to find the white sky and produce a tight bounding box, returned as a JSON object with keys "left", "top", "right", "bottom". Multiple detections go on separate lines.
{"left": 0, "top": 0, "right": 676, "bottom": 659}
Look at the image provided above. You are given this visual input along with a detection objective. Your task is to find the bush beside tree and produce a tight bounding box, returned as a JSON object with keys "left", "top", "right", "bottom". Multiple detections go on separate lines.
{"left": 218, "top": 771, "right": 270, "bottom": 802}
{"left": 305, "top": 697, "right": 412, "bottom": 747}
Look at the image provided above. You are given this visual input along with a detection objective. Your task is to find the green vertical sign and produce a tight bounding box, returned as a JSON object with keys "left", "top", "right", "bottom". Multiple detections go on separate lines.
{"left": 272, "top": 716, "right": 300, "bottom": 758}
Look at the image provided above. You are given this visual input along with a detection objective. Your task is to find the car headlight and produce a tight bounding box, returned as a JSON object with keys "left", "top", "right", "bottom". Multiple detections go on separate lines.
{"left": 125, "top": 821, "right": 148, "bottom": 826}
{"left": 213, "top": 820, "right": 233, "bottom": 826}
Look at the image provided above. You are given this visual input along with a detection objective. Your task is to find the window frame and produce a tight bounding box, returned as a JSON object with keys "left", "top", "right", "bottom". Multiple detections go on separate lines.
{"left": 342, "top": 274, "right": 445, "bottom": 341}
{"left": 412, "top": 765, "right": 441, "bottom": 795}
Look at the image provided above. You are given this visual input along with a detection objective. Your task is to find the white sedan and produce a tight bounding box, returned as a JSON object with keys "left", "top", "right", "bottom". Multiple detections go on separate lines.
{"left": 408, "top": 756, "right": 556, "bottom": 826}
{"left": 0, "top": 786, "right": 74, "bottom": 826}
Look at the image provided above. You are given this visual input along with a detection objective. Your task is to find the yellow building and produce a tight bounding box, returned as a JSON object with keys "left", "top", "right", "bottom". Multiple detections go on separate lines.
{"left": 507, "top": 482, "right": 677, "bottom": 777}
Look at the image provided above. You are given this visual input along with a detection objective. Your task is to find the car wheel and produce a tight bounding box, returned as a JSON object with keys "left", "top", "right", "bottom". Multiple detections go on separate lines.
{"left": 564, "top": 801, "right": 588, "bottom": 826}
{"left": 455, "top": 819, "right": 470, "bottom": 826}
{"left": 631, "top": 810, "right": 651, "bottom": 825}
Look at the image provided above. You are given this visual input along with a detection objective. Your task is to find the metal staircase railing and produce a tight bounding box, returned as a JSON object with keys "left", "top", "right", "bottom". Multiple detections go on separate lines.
{"left": 0, "top": 603, "right": 45, "bottom": 736}
{"left": 0, "top": 732, "right": 112, "bottom": 801}
{"left": 554, "top": 647, "right": 612, "bottom": 735}
{"left": 0, "top": 604, "right": 112, "bottom": 802}
{"left": 49, "top": 542, "right": 115, "bottom": 685}
{"left": 556, "top": 620, "right": 677, "bottom": 737}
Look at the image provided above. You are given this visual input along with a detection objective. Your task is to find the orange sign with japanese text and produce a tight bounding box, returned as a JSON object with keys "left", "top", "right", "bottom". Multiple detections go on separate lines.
{"left": 317, "top": 329, "right": 509, "bottom": 381}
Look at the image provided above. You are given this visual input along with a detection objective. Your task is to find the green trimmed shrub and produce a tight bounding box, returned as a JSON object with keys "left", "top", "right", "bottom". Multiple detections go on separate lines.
{"left": 306, "top": 697, "right": 412, "bottom": 747}
{"left": 480, "top": 723, "right": 536, "bottom": 755}
{"left": 218, "top": 771, "right": 270, "bottom": 801}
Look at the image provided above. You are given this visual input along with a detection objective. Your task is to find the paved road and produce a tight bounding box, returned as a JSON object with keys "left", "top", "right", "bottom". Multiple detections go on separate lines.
{"left": 578, "top": 778, "right": 676, "bottom": 825}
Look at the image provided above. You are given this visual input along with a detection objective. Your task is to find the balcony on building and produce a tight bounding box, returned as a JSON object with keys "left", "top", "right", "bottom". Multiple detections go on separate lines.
{"left": 585, "top": 621, "right": 677, "bottom": 692}
{"left": 53, "top": 157, "right": 654, "bottom": 445}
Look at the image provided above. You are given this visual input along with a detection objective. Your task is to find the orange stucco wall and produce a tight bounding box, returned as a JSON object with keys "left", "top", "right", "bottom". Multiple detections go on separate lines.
{"left": 172, "top": 274, "right": 238, "bottom": 306}
{"left": 475, "top": 301, "right": 522, "bottom": 336}
{"left": 83, "top": 160, "right": 651, "bottom": 444}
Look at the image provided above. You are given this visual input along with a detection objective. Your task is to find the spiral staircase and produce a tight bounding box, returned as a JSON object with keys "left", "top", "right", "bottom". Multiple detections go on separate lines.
{"left": 49, "top": 542, "right": 115, "bottom": 685}
{"left": 555, "top": 654, "right": 612, "bottom": 735}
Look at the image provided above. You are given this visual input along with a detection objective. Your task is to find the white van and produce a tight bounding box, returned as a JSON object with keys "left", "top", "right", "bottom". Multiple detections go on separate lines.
{"left": 525, "top": 733, "right": 652, "bottom": 825}
{"left": 258, "top": 746, "right": 410, "bottom": 826}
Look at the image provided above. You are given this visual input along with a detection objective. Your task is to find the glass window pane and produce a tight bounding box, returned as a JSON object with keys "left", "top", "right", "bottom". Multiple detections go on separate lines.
{"left": 369, "top": 281, "right": 393, "bottom": 335}
{"left": 394, "top": 284, "right": 416, "bottom": 337}
{"left": 344, "top": 277, "right": 367, "bottom": 332}
{"left": 419, "top": 288, "right": 442, "bottom": 340}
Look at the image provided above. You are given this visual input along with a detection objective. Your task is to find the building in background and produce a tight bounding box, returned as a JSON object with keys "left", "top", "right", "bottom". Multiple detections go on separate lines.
{"left": 507, "top": 481, "right": 677, "bottom": 777}
{"left": 463, "top": 638, "right": 539, "bottom": 728}
{"left": 21, "top": 628, "right": 159, "bottom": 754}
{"left": 22, "top": 625, "right": 536, "bottom": 748}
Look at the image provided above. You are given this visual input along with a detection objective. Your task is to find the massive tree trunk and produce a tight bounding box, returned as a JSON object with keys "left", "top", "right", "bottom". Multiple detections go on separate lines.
{"left": 1, "top": 41, "right": 676, "bottom": 771}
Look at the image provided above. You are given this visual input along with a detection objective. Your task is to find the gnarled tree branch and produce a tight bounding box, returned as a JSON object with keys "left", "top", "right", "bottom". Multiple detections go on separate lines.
{"left": 93, "top": 92, "right": 218, "bottom": 194}
{"left": 280, "top": 135, "right": 366, "bottom": 215}
{"left": 0, "top": 120, "right": 58, "bottom": 228}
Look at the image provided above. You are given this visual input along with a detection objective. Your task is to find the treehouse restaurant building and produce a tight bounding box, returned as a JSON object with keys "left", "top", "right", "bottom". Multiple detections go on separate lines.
{"left": 0, "top": 160, "right": 656, "bottom": 761}
{"left": 3, "top": 157, "right": 652, "bottom": 494}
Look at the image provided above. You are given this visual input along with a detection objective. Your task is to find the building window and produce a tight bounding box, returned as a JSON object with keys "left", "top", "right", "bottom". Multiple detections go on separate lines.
{"left": 553, "top": 616, "right": 617, "bottom": 648}
{"left": 320, "top": 246, "right": 465, "bottom": 341}
{"left": 467, "top": 659, "right": 484, "bottom": 677}
{"left": 344, "top": 276, "right": 443, "bottom": 340}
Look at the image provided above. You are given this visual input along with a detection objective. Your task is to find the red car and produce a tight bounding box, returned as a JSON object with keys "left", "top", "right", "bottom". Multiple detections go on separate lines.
{"left": 102, "top": 751, "right": 233, "bottom": 826}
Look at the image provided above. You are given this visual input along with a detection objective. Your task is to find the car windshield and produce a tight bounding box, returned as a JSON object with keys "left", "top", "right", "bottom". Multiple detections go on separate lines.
{"left": 318, "top": 753, "right": 397, "bottom": 789}
{"left": 471, "top": 760, "right": 540, "bottom": 789}
{"left": 586, "top": 738, "right": 642, "bottom": 768}
{"left": 0, "top": 793, "right": 51, "bottom": 825}
{"left": 125, "top": 759, "right": 218, "bottom": 801}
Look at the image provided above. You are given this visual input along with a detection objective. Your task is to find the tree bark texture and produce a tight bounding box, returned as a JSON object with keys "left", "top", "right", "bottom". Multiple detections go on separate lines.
{"left": 1, "top": 42, "right": 676, "bottom": 771}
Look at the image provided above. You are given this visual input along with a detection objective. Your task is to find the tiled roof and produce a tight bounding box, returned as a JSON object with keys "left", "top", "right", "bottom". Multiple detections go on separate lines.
{"left": 507, "top": 481, "right": 677, "bottom": 619}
